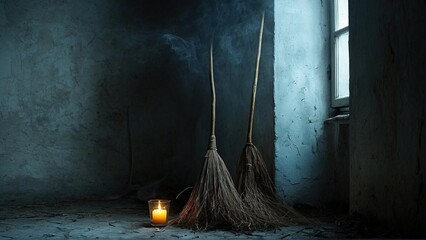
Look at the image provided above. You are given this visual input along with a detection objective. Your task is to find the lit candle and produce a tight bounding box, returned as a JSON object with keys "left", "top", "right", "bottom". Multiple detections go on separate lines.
{"left": 151, "top": 201, "right": 167, "bottom": 225}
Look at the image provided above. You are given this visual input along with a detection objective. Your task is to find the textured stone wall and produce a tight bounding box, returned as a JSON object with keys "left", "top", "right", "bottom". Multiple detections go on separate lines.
{"left": 350, "top": 0, "right": 426, "bottom": 234}
{"left": 274, "top": 0, "right": 332, "bottom": 205}
{"left": 0, "top": 0, "right": 275, "bottom": 204}
{"left": 0, "top": 0, "right": 130, "bottom": 203}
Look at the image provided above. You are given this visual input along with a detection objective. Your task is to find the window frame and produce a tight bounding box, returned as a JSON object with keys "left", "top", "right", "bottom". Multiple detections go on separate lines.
{"left": 330, "top": 0, "right": 350, "bottom": 108}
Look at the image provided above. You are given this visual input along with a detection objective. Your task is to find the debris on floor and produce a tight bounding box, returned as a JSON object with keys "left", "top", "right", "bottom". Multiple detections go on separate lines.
{"left": 0, "top": 199, "right": 391, "bottom": 239}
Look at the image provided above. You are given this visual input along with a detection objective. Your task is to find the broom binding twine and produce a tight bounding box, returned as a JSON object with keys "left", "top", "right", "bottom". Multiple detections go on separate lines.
{"left": 209, "top": 135, "right": 217, "bottom": 150}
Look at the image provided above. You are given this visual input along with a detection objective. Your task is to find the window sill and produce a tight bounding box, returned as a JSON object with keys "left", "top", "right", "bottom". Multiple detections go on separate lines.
{"left": 324, "top": 113, "right": 350, "bottom": 125}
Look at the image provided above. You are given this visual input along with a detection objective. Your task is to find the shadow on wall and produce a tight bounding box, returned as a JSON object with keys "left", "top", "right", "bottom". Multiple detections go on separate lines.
{"left": 127, "top": 38, "right": 206, "bottom": 201}
{"left": 120, "top": 0, "right": 275, "bottom": 204}
{"left": 102, "top": 0, "right": 208, "bottom": 201}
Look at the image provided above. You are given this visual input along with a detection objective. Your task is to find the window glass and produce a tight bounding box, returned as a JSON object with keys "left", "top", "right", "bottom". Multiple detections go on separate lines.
{"left": 336, "top": 31, "right": 349, "bottom": 98}
{"left": 335, "top": 0, "right": 348, "bottom": 30}
{"left": 332, "top": 0, "right": 349, "bottom": 107}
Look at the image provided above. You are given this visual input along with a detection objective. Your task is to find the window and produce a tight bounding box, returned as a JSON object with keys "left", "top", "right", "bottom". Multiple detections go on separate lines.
{"left": 331, "top": 0, "right": 349, "bottom": 108}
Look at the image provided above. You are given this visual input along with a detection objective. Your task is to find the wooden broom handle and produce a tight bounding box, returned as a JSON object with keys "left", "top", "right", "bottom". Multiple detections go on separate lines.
{"left": 210, "top": 42, "right": 216, "bottom": 137}
{"left": 247, "top": 12, "right": 265, "bottom": 144}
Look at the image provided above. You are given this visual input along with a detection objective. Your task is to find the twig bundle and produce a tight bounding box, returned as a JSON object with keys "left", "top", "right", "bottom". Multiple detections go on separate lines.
{"left": 171, "top": 44, "right": 253, "bottom": 231}
{"left": 237, "top": 13, "right": 304, "bottom": 229}
{"left": 238, "top": 143, "right": 302, "bottom": 228}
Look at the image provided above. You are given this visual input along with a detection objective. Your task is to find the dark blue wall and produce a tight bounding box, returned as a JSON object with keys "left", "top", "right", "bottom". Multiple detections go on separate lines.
{"left": 0, "top": 0, "right": 274, "bottom": 204}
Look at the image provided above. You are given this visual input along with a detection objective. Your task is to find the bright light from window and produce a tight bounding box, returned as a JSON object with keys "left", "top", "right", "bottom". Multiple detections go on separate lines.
{"left": 336, "top": 31, "right": 349, "bottom": 98}
{"left": 332, "top": 0, "right": 349, "bottom": 107}
{"left": 335, "top": 0, "right": 348, "bottom": 30}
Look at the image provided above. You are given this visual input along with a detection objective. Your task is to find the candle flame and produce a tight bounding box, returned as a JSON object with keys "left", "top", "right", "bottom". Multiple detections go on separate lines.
{"left": 157, "top": 201, "right": 161, "bottom": 210}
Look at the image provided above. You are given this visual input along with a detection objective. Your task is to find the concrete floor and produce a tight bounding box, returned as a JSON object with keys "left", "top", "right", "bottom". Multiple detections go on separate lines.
{"left": 0, "top": 198, "right": 385, "bottom": 239}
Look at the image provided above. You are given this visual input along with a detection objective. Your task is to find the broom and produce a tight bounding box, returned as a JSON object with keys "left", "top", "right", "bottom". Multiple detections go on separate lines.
{"left": 171, "top": 43, "right": 253, "bottom": 231}
{"left": 237, "top": 13, "right": 302, "bottom": 229}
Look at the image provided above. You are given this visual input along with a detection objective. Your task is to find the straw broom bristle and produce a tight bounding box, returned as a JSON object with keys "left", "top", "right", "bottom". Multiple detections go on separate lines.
{"left": 171, "top": 42, "right": 254, "bottom": 231}
{"left": 236, "top": 12, "right": 308, "bottom": 229}
{"left": 172, "top": 136, "right": 253, "bottom": 231}
{"left": 238, "top": 144, "right": 306, "bottom": 228}
{"left": 239, "top": 144, "right": 274, "bottom": 197}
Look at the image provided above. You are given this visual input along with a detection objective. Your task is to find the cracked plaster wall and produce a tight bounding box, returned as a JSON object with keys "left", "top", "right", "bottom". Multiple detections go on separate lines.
{"left": 349, "top": 0, "right": 426, "bottom": 234}
{"left": 274, "top": 0, "right": 332, "bottom": 205}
